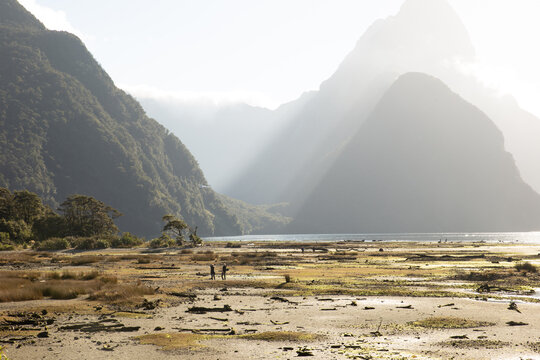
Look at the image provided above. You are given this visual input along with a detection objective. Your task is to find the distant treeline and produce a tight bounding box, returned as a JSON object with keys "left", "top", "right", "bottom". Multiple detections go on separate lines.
{"left": 0, "top": 187, "right": 200, "bottom": 251}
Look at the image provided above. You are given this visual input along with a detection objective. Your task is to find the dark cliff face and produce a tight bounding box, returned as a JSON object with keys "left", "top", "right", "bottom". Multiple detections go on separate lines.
{"left": 289, "top": 73, "right": 540, "bottom": 233}
{"left": 0, "top": 1, "right": 241, "bottom": 237}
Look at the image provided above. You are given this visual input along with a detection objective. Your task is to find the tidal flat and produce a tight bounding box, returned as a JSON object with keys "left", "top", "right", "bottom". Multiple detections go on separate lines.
{"left": 1, "top": 240, "right": 540, "bottom": 359}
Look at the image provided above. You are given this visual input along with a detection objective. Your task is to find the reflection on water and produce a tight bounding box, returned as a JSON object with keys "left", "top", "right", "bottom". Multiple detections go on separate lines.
{"left": 204, "top": 232, "right": 540, "bottom": 244}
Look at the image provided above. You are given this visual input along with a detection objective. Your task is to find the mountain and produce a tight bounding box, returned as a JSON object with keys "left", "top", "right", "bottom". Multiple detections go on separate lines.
{"left": 136, "top": 91, "right": 315, "bottom": 192}
{"left": 289, "top": 73, "right": 540, "bottom": 233}
{"left": 224, "top": 0, "right": 475, "bottom": 206}
{"left": 137, "top": 98, "right": 275, "bottom": 192}
{"left": 225, "top": 0, "right": 540, "bottom": 208}
{"left": 0, "top": 0, "right": 242, "bottom": 237}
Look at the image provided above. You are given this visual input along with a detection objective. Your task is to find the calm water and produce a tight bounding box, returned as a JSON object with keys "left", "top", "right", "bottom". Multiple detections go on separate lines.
{"left": 204, "top": 232, "right": 540, "bottom": 244}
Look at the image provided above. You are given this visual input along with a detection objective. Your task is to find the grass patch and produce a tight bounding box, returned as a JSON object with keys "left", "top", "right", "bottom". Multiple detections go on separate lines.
{"left": 411, "top": 317, "right": 495, "bottom": 329}
{"left": 0, "top": 329, "right": 40, "bottom": 337}
{"left": 136, "top": 332, "right": 204, "bottom": 350}
{"left": 438, "top": 339, "right": 509, "bottom": 349}
{"left": 0, "top": 271, "right": 118, "bottom": 302}
{"left": 454, "top": 270, "right": 512, "bottom": 282}
{"left": 48, "top": 270, "right": 99, "bottom": 280}
{"left": 113, "top": 311, "right": 152, "bottom": 319}
{"left": 191, "top": 252, "right": 218, "bottom": 262}
{"left": 70, "top": 255, "right": 101, "bottom": 266}
{"left": 238, "top": 331, "right": 319, "bottom": 342}
{"left": 87, "top": 283, "right": 154, "bottom": 303}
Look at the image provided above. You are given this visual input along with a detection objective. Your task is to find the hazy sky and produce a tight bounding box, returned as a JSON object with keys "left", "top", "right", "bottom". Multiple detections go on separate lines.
{"left": 18, "top": 0, "right": 540, "bottom": 116}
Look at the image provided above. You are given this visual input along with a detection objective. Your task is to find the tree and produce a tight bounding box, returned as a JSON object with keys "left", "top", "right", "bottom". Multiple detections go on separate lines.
{"left": 0, "top": 187, "right": 13, "bottom": 220}
{"left": 32, "top": 211, "right": 67, "bottom": 241}
{"left": 12, "top": 190, "right": 45, "bottom": 225}
{"left": 59, "top": 194, "right": 121, "bottom": 237}
{"left": 162, "top": 215, "right": 203, "bottom": 246}
{"left": 162, "top": 214, "right": 188, "bottom": 245}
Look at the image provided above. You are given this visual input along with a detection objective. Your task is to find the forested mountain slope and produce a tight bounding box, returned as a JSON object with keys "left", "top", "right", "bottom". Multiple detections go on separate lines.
{"left": 0, "top": 0, "right": 241, "bottom": 237}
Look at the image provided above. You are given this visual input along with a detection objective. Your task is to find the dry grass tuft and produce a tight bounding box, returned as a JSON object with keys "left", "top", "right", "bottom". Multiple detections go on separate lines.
{"left": 136, "top": 332, "right": 204, "bottom": 350}
{"left": 238, "top": 331, "right": 319, "bottom": 342}
{"left": 438, "top": 339, "right": 510, "bottom": 349}
{"left": 0, "top": 270, "right": 118, "bottom": 302}
{"left": 191, "top": 252, "right": 218, "bottom": 262}
{"left": 70, "top": 255, "right": 101, "bottom": 266}
{"left": 88, "top": 283, "right": 154, "bottom": 303}
{"left": 411, "top": 317, "right": 495, "bottom": 329}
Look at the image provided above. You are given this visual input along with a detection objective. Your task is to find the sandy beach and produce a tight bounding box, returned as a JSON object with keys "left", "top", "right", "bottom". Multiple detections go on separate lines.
{"left": 1, "top": 241, "right": 540, "bottom": 359}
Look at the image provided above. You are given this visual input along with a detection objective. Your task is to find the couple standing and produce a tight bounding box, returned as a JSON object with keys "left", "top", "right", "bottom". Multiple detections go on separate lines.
{"left": 210, "top": 264, "right": 227, "bottom": 280}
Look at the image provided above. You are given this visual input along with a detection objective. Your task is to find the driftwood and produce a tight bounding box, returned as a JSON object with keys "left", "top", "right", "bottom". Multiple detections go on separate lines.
{"left": 209, "top": 316, "right": 228, "bottom": 322}
{"left": 60, "top": 319, "right": 140, "bottom": 333}
{"left": 396, "top": 305, "right": 413, "bottom": 309}
{"left": 175, "top": 327, "right": 235, "bottom": 334}
{"left": 186, "top": 305, "right": 232, "bottom": 314}
{"left": 168, "top": 292, "right": 197, "bottom": 300}
{"left": 438, "top": 303, "right": 455, "bottom": 308}
{"left": 506, "top": 321, "right": 528, "bottom": 326}
{"left": 270, "top": 296, "right": 299, "bottom": 305}
{"left": 508, "top": 301, "right": 521, "bottom": 313}
{"left": 296, "top": 347, "right": 314, "bottom": 356}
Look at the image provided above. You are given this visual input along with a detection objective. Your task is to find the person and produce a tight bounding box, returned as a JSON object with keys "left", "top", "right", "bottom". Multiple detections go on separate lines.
{"left": 221, "top": 263, "right": 228, "bottom": 280}
{"left": 210, "top": 264, "right": 216, "bottom": 280}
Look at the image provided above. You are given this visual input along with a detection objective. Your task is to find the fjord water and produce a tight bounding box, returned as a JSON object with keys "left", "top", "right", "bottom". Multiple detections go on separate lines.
{"left": 204, "top": 232, "right": 540, "bottom": 244}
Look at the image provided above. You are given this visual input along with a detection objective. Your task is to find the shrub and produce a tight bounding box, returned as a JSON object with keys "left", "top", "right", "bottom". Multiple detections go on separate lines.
{"left": 0, "top": 243, "right": 14, "bottom": 251}
{"left": 72, "top": 236, "right": 110, "bottom": 250}
{"left": 0, "top": 219, "right": 32, "bottom": 243}
{"left": 149, "top": 234, "right": 175, "bottom": 248}
{"left": 515, "top": 262, "right": 537, "bottom": 273}
{"left": 180, "top": 248, "right": 193, "bottom": 254}
{"left": 189, "top": 232, "right": 202, "bottom": 246}
{"left": 0, "top": 232, "right": 10, "bottom": 243}
{"left": 35, "top": 237, "right": 70, "bottom": 251}
{"left": 42, "top": 286, "right": 79, "bottom": 300}
{"left": 111, "top": 232, "right": 143, "bottom": 248}
{"left": 191, "top": 252, "right": 218, "bottom": 262}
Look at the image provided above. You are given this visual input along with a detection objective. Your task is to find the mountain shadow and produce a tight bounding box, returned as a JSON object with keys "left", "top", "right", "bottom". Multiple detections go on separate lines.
{"left": 0, "top": 0, "right": 242, "bottom": 237}
{"left": 288, "top": 73, "right": 540, "bottom": 233}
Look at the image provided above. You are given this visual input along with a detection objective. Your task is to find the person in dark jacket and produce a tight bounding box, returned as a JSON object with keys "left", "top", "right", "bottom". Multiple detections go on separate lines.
{"left": 221, "top": 264, "right": 228, "bottom": 280}
{"left": 210, "top": 264, "right": 216, "bottom": 280}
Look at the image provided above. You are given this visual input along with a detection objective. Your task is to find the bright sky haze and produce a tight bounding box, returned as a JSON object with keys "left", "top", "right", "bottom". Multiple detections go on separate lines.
{"left": 17, "top": 0, "right": 540, "bottom": 116}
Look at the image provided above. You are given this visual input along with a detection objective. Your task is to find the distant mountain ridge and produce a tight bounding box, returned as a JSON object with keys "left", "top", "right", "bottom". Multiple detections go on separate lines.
{"left": 225, "top": 0, "right": 540, "bottom": 210}
{"left": 0, "top": 0, "right": 242, "bottom": 237}
{"left": 289, "top": 73, "right": 540, "bottom": 233}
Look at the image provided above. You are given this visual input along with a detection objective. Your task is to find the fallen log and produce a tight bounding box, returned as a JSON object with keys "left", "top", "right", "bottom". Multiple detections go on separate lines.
{"left": 186, "top": 305, "right": 232, "bottom": 314}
